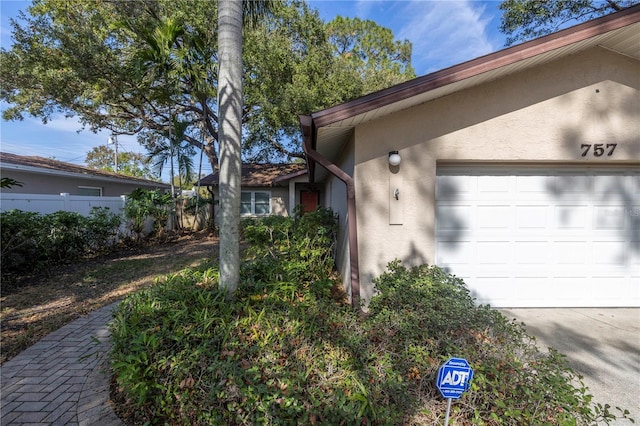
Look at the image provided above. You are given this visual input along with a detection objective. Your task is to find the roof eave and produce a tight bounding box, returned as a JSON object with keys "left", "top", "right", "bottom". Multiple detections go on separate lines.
{"left": 310, "top": 4, "right": 640, "bottom": 128}
{"left": 1, "top": 162, "right": 170, "bottom": 187}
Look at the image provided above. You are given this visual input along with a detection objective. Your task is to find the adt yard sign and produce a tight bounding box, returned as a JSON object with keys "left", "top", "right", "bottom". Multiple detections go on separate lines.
{"left": 437, "top": 358, "right": 474, "bottom": 425}
{"left": 436, "top": 357, "right": 473, "bottom": 400}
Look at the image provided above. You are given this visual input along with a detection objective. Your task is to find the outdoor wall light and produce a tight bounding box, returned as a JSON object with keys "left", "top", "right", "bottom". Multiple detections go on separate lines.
{"left": 388, "top": 151, "right": 401, "bottom": 166}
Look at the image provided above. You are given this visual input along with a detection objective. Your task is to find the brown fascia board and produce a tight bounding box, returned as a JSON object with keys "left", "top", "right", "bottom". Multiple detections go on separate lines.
{"left": 299, "top": 115, "right": 316, "bottom": 183}
{"left": 272, "top": 169, "right": 308, "bottom": 184}
{"left": 310, "top": 4, "right": 640, "bottom": 128}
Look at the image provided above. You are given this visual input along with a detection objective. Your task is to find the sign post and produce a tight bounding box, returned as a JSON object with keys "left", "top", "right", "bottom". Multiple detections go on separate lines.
{"left": 436, "top": 357, "right": 474, "bottom": 425}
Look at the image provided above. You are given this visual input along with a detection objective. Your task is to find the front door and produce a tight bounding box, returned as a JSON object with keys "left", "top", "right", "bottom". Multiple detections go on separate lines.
{"left": 300, "top": 190, "right": 319, "bottom": 213}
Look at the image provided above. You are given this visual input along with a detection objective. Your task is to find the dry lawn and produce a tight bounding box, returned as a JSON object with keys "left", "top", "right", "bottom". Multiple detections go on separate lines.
{"left": 1, "top": 232, "right": 218, "bottom": 364}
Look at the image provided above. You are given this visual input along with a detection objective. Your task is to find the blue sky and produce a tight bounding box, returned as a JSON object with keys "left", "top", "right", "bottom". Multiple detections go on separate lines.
{"left": 0, "top": 0, "right": 506, "bottom": 179}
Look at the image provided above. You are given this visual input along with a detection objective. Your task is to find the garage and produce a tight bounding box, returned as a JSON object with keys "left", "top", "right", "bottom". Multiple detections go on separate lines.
{"left": 435, "top": 167, "right": 640, "bottom": 307}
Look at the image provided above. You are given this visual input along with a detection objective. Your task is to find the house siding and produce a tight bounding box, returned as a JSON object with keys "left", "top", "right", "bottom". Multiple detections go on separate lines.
{"left": 2, "top": 169, "right": 166, "bottom": 196}
{"left": 321, "top": 133, "right": 355, "bottom": 298}
{"left": 352, "top": 47, "right": 640, "bottom": 300}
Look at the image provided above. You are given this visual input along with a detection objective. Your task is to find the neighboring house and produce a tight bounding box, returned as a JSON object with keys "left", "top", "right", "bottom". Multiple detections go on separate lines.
{"left": 300, "top": 6, "right": 640, "bottom": 308}
{"left": 0, "top": 152, "right": 170, "bottom": 196}
{"left": 197, "top": 163, "right": 313, "bottom": 220}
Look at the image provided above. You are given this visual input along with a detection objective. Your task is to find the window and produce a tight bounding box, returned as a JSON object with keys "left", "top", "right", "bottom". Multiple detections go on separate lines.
{"left": 241, "top": 191, "right": 271, "bottom": 215}
{"left": 78, "top": 186, "right": 102, "bottom": 196}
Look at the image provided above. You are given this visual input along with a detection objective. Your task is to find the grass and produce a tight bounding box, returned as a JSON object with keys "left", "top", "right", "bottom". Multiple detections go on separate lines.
{"left": 0, "top": 232, "right": 218, "bottom": 364}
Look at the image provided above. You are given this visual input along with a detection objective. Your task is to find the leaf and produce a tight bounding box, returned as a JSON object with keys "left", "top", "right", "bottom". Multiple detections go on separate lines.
{"left": 179, "top": 374, "right": 195, "bottom": 389}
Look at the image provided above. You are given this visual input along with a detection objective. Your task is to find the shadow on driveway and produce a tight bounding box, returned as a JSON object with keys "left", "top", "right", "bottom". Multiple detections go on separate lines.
{"left": 500, "top": 308, "right": 640, "bottom": 425}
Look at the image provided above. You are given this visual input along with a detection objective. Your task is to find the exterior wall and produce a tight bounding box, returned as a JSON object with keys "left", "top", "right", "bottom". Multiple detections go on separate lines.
{"left": 1, "top": 169, "right": 167, "bottom": 196}
{"left": 208, "top": 185, "right": 296, "bottom": 224}
{"left": 269, "top": 186, "right": 290, "bottom": 216}
{"left": 320, "top": 134, "right": 355, "bottom": 298}
{"left": 353, "top": 47, "right": 640, "bottom": 300}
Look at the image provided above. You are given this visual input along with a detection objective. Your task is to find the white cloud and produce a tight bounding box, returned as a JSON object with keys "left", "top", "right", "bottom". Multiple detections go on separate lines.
{"left": 397, "top": 0, "right": 497, "bottom": 74}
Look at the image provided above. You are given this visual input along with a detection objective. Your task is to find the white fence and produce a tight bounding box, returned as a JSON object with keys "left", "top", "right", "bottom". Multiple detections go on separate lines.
{"left": 0, "top": 192, "right": 212, "bottom": 232}
{"left": 0, "top": 193, "right": 126, "bottom": 216}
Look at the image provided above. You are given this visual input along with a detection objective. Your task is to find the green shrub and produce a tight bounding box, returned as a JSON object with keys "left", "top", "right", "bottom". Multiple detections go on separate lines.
{"left": 110, "top": 214, "right": 632, "bottom": 425}
{"left": 123, "top": 188, "right": 173, "bottom": 238}
{"left": 1, "top": 209, "right": 43, "bottom": 273}
{"left": 241, "top": 207, "right": 338, "bottom": 284}
{"left": 0, "top": 207, "right": 122, "bottom": 285}
{"left": 366, "top": 261, "right": 632, "bottom": 425}
{"left": 86, "top": 206, "right": 123, "bottom": 248}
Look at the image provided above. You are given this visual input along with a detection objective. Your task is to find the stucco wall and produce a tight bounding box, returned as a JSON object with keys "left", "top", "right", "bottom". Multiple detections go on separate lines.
{"left": 321, "top": 134, "right": 355, "bottom": 298}
{"left": 353, "top": 47, "right": 640, "bottom": 300}
{"left": 1, "top": 169, "right": 167, "bottom": 196}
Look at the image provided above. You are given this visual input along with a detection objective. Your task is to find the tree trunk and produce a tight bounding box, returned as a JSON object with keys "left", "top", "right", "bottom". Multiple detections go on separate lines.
{"left": 218, "top": 0, "right": 243, "bottom": 297}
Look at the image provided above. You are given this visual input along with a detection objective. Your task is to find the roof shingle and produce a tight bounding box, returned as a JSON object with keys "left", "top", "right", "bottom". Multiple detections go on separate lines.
{"left": 0, "top": 152, "right": 169, "bottom": 186}
{"left": 198, "top": 163, "right": 307, "bottom": 187}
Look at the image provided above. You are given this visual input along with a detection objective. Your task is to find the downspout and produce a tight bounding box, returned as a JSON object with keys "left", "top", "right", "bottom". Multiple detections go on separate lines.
{"left": 299, "top": 115, "right": 361, "bottom": 310}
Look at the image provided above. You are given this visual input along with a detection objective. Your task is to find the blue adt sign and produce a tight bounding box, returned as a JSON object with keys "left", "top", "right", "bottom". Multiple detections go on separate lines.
{"left": 436, "top": 357, "right": 474, "bottom": 400}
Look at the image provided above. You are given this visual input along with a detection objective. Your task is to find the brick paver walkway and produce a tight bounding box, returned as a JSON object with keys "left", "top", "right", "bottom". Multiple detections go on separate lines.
{"left": 1, "top": 302, "right": 123, "bottom": 425}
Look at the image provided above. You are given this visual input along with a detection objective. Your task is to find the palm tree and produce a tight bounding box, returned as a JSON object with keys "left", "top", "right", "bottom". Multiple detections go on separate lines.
{"left": 217, "top": 0, "right": 273, "bottom": 298}
{"left": 147, "top": 118, "right": 196, "bottom": 189}
{"left": 217, "top": 0, "right": 244, "bottom": 297}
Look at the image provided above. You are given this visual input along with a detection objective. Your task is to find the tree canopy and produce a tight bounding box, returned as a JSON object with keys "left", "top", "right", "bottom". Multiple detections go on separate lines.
{"left": 0, "top": 0, "right": 415, "bottom": 169}
{"left": 499, "top": 0, "right": 639, "bottom": 45}
{"left": 85, "top": 145, "right": 155, "bottom": 179}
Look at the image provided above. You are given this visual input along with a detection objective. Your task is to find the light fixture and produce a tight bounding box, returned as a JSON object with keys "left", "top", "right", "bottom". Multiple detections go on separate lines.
{"left": 388, "top": 150, "right": 401, "bottom": 166}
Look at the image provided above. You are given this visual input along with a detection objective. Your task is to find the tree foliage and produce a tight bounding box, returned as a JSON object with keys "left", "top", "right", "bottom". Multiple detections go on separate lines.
{"left": 85, "top": 145, "right": 155, "bottom": 179}
{"left": 0, "top": 0, "right": 415, "bottom": 166}
{"left": 0, "top": 177, "right": 23, "bottom": 188}
{"left": 326, "top": 16, "right": 414, "bottom": 95}
{"left": 499, "top": 0, "right": 639, "bottom": 46}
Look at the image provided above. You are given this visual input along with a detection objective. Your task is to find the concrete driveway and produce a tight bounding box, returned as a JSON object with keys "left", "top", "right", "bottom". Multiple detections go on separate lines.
{"left": 499, "top": 308, "right": 640, "bottom": 425}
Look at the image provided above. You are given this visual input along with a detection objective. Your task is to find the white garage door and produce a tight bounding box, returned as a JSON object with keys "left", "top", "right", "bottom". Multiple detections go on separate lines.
{"left": 435, "top": 167, "right": 640, "bottom": 307}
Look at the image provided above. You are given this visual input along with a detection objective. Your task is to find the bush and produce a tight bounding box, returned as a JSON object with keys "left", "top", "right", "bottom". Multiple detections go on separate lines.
{"left": 0, "top": 207, "right": 122, "bottom": 283}
{"left": 110, "top": 214, "right": 632, "bottom": 425}
{"left": 241, "top": 207, "right": 338, "bottom": 284}
{"left": 123, "top": 188, "right": 173, "bottom": 238}
{"left": 366, "top": 261, "right": 631, "bottom": 425}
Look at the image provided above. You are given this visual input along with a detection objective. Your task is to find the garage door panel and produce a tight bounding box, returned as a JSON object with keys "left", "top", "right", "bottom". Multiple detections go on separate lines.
{"left": 435, "top": 167, "right": 639, "bottom": 307}
{"left": 631, "top": 244, "right": 640, "bottom": 266}
{"left": 553, "top": 174, "right": 591, "bottom": 196}
{"left": 594, "top": 206, "right": 626, "bottom": 229}
{"left": 594, "top": 174, "right": 627, "bottom": 195}
{"left": 590, "top": 277, "right": 638, "bottom": 305}
{"left": 515, "top": 241, "right": 548, "bottom": 264}
{"left": 471, "top": 277, "right": 514, "bottom": 305}
{"left": 554, "top": 241, "right": 588, "bottom": 264}
{"left": 516, "top": 175, "right": 552, "bottom": 195}
{"left": 555, "top": 205, "right": 589, "bottom": 229}
{"left": 516, "top": 277, "right": 560, "bottom": 307}
{"left": 631, "top": 206, "right": 640, "bottom": 229}
{"left": 477, "top": 205, "right": 511, "bottom": 229}
{"left": 478, "top": 176, "right": 510, "bottom": 196}
{"left": 591, "top": 241, "right": 627, "bottom": 265}
{"left": 435, "top": 175, "right": 473, "bottom": 200}
{"left": 477, "top": 241, "right": 511, "bottom": 264}
{"left": 435, "top": 204, "right": 473, "bottom": 230}
{"left": 516, "top": 205, "right": 549, "bottom": 229}
{"left": 435, "top": 240, "right": 473, "bottom": 265}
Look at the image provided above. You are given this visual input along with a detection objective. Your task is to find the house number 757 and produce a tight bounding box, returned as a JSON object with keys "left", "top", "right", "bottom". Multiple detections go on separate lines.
{"left": 581, "top": 143, "right": 617, "bottom": 157}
